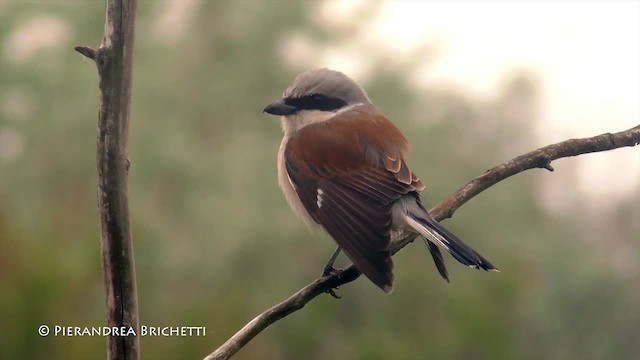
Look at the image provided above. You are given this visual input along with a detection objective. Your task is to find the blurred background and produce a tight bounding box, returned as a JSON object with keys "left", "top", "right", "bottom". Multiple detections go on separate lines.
{"left": 1, "top": 1, "right": 639, "bottom": 359}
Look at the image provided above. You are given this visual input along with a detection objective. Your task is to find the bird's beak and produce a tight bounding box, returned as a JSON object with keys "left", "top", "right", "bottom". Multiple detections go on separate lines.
{"left": 263, "top": 99, "right": 298, "bottom": 116}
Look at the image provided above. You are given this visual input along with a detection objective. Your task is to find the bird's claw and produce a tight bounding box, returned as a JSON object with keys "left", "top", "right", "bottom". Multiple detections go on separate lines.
{"left": 322, "top": 266, "right": 344, "bottom": 299}
{"left": 327, "top": 288, "right": 342, "bottom": 299}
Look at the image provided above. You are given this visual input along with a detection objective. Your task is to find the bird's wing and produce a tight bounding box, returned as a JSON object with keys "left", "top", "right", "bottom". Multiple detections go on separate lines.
{"left": 284, "top": 106, "right": 423, "bottom": 292}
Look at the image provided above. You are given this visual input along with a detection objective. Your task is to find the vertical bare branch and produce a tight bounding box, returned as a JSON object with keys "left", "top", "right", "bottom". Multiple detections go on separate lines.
{"left": 75, "top": 0, "right": 139, "bottom": 359}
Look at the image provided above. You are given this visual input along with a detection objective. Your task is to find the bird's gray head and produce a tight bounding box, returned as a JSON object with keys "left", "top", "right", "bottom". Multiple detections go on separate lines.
{"left": 263, "top": 68, "right": 371, "bottom": 119}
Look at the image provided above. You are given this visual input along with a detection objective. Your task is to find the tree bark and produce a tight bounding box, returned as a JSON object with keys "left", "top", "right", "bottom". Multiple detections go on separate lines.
{"left": 75, "top": 0, "right": 139, "bottom": 359}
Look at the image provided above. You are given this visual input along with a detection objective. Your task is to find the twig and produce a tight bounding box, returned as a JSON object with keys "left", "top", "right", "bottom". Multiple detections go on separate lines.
{"left": 204, "top": 124, "right": 640, "bottom": 360}
{"left": 77, "top": 1, "right": 140, "bottom": 359}
{"left": 74, "top": 46, "right": 96, "bottom": 60}
{"left": 428, "top": 124, "right": 640, "bottom": 222}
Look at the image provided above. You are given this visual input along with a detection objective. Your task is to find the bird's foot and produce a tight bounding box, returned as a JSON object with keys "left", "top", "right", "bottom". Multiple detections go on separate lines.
{"left": 322, "top": 264, "right": 343, "bottom": 278}
{"left": 322, "top": 266, "right": 344, "bottom": 299}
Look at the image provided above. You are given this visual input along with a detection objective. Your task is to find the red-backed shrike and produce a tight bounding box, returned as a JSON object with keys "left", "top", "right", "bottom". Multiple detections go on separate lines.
{"left": 264, "top": 68, "right": 497, "bottom": 294}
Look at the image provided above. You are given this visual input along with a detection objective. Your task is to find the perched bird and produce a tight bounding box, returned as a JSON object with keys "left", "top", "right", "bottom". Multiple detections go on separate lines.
{"left": 263, "top": 68, "right": 497, "bottom": 294}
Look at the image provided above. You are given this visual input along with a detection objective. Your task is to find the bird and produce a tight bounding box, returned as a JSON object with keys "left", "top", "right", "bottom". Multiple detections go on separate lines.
{"left": 263, "top": 68, "right": 497, "bottom": 294}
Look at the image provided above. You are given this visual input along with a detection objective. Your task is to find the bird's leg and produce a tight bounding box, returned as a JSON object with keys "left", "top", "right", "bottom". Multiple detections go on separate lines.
{"left": 322, "top": 247, "right": 343, "bottom": 299}
{"left": 322, "top": 246, "right": 342, "bottom": 277}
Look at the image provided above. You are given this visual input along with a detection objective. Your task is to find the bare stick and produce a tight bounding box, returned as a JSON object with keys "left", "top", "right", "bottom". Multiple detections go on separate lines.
{"left": 76, "top": 1, "right": 139, "bottom": 359}
{"left": 204, "top": 124, "right": 640, "bottom": 360}
{"left": 428, "top": 124, "right": 640, "bottom": 221}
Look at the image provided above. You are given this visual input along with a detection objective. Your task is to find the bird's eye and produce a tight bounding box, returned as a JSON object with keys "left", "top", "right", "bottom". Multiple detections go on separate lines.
{"left": 311, "top": 94, "right": 324, "bottom": 103}
{"left": 294, "top": 93, "right": 346, "bottom": 111}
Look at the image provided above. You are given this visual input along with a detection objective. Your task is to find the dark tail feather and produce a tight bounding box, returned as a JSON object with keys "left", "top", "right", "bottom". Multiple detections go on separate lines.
{"left": 406, "top": 213, "right": 498, "bottom": 273}
{"left": 425, "top": 239, "right": 449, "bottom": 282}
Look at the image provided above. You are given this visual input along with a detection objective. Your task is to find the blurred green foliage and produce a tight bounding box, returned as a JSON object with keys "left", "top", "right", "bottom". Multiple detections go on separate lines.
{"left": 1, "top": 1, "right": 638, "bottom": 360}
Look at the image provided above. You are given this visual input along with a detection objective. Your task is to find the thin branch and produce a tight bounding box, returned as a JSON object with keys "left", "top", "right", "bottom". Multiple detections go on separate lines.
{"left": 74, "top": 46, "right": 96, "bottom": 60}
{"left": 78, "top": 0, "right": 140, "bottom": 359}
{"left": 204, "top": 124, "right": 640, "bottom": 360}
{"left": 428, "top": 124, "right": 640, "bottom": 222}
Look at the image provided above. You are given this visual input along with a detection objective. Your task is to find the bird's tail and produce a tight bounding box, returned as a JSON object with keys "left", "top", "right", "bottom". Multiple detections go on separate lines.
{"left": 401, "top": 203, "right": 498, "bottom": 281}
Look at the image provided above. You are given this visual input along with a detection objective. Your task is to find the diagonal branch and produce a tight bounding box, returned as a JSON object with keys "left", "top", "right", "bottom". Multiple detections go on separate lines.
{"left": 204, "top": 124, "right": 640, "bottom": 360}
{"left": 428, "top": 124, "right": 640, "bottom": 221}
